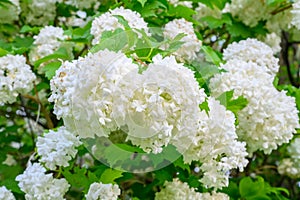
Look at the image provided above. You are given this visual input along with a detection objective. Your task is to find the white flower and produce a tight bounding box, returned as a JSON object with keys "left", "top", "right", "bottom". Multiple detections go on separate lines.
{"left": 91, "top": 6, "right": 149, "bottom": 45}
{"left": 291, "top": 0, "right": 300, "bottom": 30}
{"left": 85, "top": 182, "right": 120, "bottom": 200}
{"left": 155, "top": 178, "right": 202, "bottom": 200}
{"left": 113, "top": 55, "right": 206, "bottom": 153}
{"left": 223, "top": 38, "right": 280, "bottom": 76}
{"left": 0, "top": 186, "right": 15, "bottom": 200}
{"left": 0, "top": 54, "right": 36, "bottom": 104}
{"left": 23, "top": 0, "right": 58, "bottom": 25}
{"left": 169, "top": 0, "right": 193, "bottom": 8}
{"left": 262, "top": 33, "right": 281, "bottom": 54}
{"left": 36, "top": 126, "right": 82, "bottom": 170}
{"left": 51, "top": 50, "right": 139, "bottom": 138}
{"left": 63, "top": 0, "right": 100, "bottom": 9}
{"left": 266, "top": 9, "right": 292, "bottom": 34}
{"left": 155, "top": 178, "right": 230, "bottom": 200}
{"left": 210, "top": 59, "right": 299, "bottom": 156}
{"left": 177, "top": 97, "right": 248, "bottom": 189}
{"left": 194, "top": 3, "right": 222, "bottom": 20}
{"left": 29, "top": 26, "right": 70, "bottom": 72}
{"left": 16, "top": 163, "right": 70, "bottom": 200}
{"left": 0, "top": 0, "right": 20, "bottom": 24}
{"left": 163, "top": 18, "right": 202, "bottom": 61}
{"left": 227, "top": 0, "right": 269, "bottom": 27}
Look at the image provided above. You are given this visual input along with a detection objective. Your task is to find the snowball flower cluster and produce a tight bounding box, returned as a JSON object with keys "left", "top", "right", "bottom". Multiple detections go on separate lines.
{"left": 291, "top": 0, "right": 300, "bottom": 30}
{"left": 23, "top": 0, "right": 59, "bottom": 25}
{"left": 163, "top": 18, "right": 202, "bottom": 61}
{"left": 36, "top": 126, "right": 82, "bottom": 170}
{"left": 16, "top": 163, "right": 70, "bottom": 200}
{"left": 0, "top": 0, "right": 20, "bottom": 24}
{"left": 50, "top": 50, "right": 138, "bottom": 138}
{"left": 226, "top": 0, "right": 269, "bottom": 27}
{"left": 0, "top": 186, "right": 15, "bottom": 200}
{"left": 29, "top": 26, "right": 69, "bottom": 72}
{"left": 210, "top": 41, "right": 299, "bottom": 156}
{"left": 91, "top": 6, "right": 149, "bottom": 45}
{"left": 195, "top": 3, "right": 222, "bottom": 20}
{"left": 278, "top": 138, "right": 300, "bottom": 178}
{"left": 0, "top": 54, "right": 36, "bottom": 104}
{"left": 155, "top": 178, "right": 229, "bottom": 200}
{"left": 262, "top": 33, "right": 282, "bottom": 54}
{"left": 113, "top": 55, "right": 206, "bottom": 153}
{"left": 85, "top": 182, "right": 121, "bottom": 200}
{"left": 223, "top": 38, "right": 279, "bottom": 76}
{"left": 176, "top": 97, "right": 248, "bottom": 188}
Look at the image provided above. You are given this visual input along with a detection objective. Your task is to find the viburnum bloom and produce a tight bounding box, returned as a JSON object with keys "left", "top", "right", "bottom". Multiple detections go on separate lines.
{"left": 90, "top": 6, "right": 149, "bottom": 45}
{"left": 262, "top": 33, "right": 282, "bottom": 54}
{"left": 0, "top": 0, "right": 21, "bottom": 24}
{"left": 50, "top": 49, "right": 139, "bottom": 138}
{"left": 15, "top": 163, "right": 70, "bottom": 200}
{"left": 163, "top": 18, "right": 202, "bottom": 61}
{"left": 0, "top": 186, "right": 15, "bottom": 200}
{"left": 278, "top": 138, "right": 300, "bottom": 178}
{"left": 29, "top": 26, "right": 71, "bottom": 72}
{"left": 210, "top": 59, "right": 299, "bottom": 156}
{"left": 113, "top": 55, "right": 206, "bottom": 153}
{"left": 85, "top": 182, "right": 121, "bottom": 200}
{"left": 223, "top": 38, "right": 279, "bottom": 76}
{"left": 0, "top": 54, "right": 36, "bottom": 104}
{"left": 226, "top": 0, "right": 270, "bottom": 27}
{"left": 291, "top": 0, "right": 300, "bottom": 30}
{"left": 176, "top": 97, "right": 248, "bottom": 189}
{"left": 155, "top": 178, "right": 229, "bottom": 200}
{"left": 36, "top": 126, "right": 82, "bottom": 170}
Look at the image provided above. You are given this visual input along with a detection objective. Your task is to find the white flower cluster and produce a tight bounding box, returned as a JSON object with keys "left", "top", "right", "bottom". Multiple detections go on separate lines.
{"left": 266, "top": 9, "right": 292, "bottom": 34}
{"left": 278, "top": 138, "right": 300, "bottom": 178}
{"left": 262, "top": 33, "right": 282, "bottom": 54}
{"left": 29, "top": 26, "right": 69, "bottom": 71}
{"left": 36, "top": 126, "right": 82, "bottom": 170}
{"left": 85, "top": 182, "right": 121, "bottom": 200}
{"left": 16, "top": 163, "right": 70, "bottom": 200}
{"left": 210, "top": 39, "right": 300, "bottom": 156}
{"left": 114, "top": 55, "right": 206, "bottom": 153}
{"left": 169, "top": 0, "right": 193, "bottom": 8}
{"left": 63, "top": 0, "right": 100, "bottom": 10}
{"left": 223, "top": 38, "right": 279, "bottom": 76}
{"left": 0, "top": 54, "right": 36, "bottom": 104}
{"left": 226, "top": 0, "right": 269, "bottom": 27}
{"left": 23, "top": 0, "right": 59, "bottom": 25}
{"left": 50, "top": 50, "right": 138, "bottom": 138}
{"left": 0, "top": 0, "right": 20, "bottom": 24}
{"left": 0, "top": 186, "right": 15, "bottom": 200}
{"left": 91, "top": 6, "right": 149, "bottom": 45}
{"left": 58, "top": 11, "right": 91, "bottom": 28}
{"left": 291, "top": 0, "right": 300, "bottom": 30}
{"left": 155, "top": 178, "right": 229, "bottom": 200}
{"left": 178, "top": 97, "right": 248, "bottom": 188}
{"left": 195, "top": 3, "right": 222, "bottom": 20}
{"left": 163, "top": 18, "right": 202, "bottom": 61}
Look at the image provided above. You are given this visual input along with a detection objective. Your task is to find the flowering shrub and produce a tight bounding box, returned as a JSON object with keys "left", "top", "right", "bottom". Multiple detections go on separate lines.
{"left": 0, "top": 0, "right": 300, "bottom": 199}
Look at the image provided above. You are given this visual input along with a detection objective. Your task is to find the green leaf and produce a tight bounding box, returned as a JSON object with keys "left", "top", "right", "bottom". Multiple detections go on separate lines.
{"left": 100, "top": 168, "right": 123, "bottom": 184}
{"left": 168, "top": 5, "right": 196, "bottom": 21}
{"left": 41, "top": 61, "right": 62, "bottom": 80}
{"left": 216, "top": 90, "right": 248, "bottom": 115}
{"left": 173, "top": 156, "right": 190, "bottom": 173}
{"left": 201, "top": 45, "right": 223, "bottom": 66}
{"left": 201, "top": 13, "right": 232, "bottom": 29}
{"left": 137, "top": 0, "right": 147, "bottom": 7}
{"left": 34, "top": 47, "right": 69, "bottom": 68}
{"left": 62, "top": 167, "right": 90, "bottom": 191}
{"left": 0, "top": 47, "right": 8, "bottom": 56}
{"left": 20, "top": 25, "right": 40, "bottom": 34}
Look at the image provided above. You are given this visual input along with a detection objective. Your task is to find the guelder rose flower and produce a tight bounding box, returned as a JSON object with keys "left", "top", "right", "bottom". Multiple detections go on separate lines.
{"left": 0, "top": 54, "right": 36, "bottom": 104}
{"left": 91, "top": 6, "right": 149, "bottom": 45}
{"left": 16, "top": 163, "right": 70, "bottom": 200}
{"left": 291, "top": 0, "right": 300, "bottom": 30}
{"left": 163, "top": 18, "right": 202, "bottom": 61}
{"left": 154, "top": 178, "right": 229, "bottom": 200}
{"left": 0, "top": 186, "right": 15, "bottom": 200}
{"left": 85, "top": 182, "right": 121, "bottom": 200}
{"left": 50, "top": 50, "right": 139, "bottom": 138}
{"left": 210, "top": 59, "right": 299, "bottom": 156}
{"left": 0, "top": 0, "right": 20, "bottom": 24}
{"left": 176, "top": 97, "right": 248, "bottom": 189}
{"left": 223, "top": 38, "right": 280, "bottom": 76}
{"left": 113, "top": 55, "right": 206, "bottom": 153}
{"left": 36, "top": 126, "right": 82, "bottom": 170}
